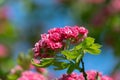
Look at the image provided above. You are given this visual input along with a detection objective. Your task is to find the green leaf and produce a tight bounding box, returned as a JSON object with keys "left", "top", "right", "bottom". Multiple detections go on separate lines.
{"left": 90, "top": 43, "right": 102, "bottom": 49}
{"left": 53, "top": 61, "right": 69, "bottom": 70}
{"left": 85, "top": 43, "right": 102, "bottom": 55}
{"left": 7, "top": 74, "right": 18, "bottom": 80}
{"left": 74, "top": 43, "right": 82, "bottom": 50}
{"left": 31, "top": 58, "right": 54, "bottom": 68}
{"left": 76, "top": 53, "right": 84, "bottom": 64}
{"left": 61, "top": 50, "right": 80, "bottom": 60}
{"left": 67, "top": 63, "right": 75, "bottom": 74}
{"left": 74, "top": 37, "right": 102, "bottom": 55}
{"left": 74, "top": 37, "right": 95, "bottom": 50}
{"left": 17, "top": 52, "right": 32, "bottom": 70}
{"left": 85, "top": 48, "right": 101, "bottom": 55}
{"left": 82, "top": 37, "right": 95, "bottom": 48}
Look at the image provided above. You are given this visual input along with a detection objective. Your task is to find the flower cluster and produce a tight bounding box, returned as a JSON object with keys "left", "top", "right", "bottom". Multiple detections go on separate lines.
{"left": 58, "top": 73, "right": 82, "bottom": 80}
{"left": 58, "top": 70, "right": 113, "bottom": 80}
{"left": 17, "top": 71, "right": 46, "bottom": 80}
{"left": 33, "top": 26, "right": 88, "bottom": 58}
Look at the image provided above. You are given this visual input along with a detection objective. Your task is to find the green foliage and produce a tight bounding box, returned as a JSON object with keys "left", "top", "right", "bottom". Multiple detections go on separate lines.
{"left": 32, "top": 37, "right": 101, "bottom": 74}
{"left": 53, "top": 61, "right": 69, "bottom": 70}
{"left": 17, "top": 50, "right": 33, "bottom": 70}
{"left": 75, "top": 37, "right": 102, "bottom": 55}
{"left": 32, "top": 58, "right": 54, "bottom": 68}
{"left": 61, "top": 50, "right": 80, "bottom": 60}
{"left": 0, "top": 25, "right": 18, "bottom": 44}
{"left": 76, "top": 53, "right": 84, "bottom": 64}
{"left": 67, "top": 62, "right": 75, "bottom": 74}
{"left": 7, "top": 71, "right": 21, "bottom": 80}
{"left": 7, "top": 74, "right": 18, "bottom": 80}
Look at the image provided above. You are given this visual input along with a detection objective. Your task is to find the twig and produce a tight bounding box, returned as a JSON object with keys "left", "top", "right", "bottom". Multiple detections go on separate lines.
{"left": 81, "top": 59, "right": 87, "bottom": 80}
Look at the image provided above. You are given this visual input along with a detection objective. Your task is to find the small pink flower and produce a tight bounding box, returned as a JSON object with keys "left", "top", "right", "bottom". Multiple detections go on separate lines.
{"left": 46, "top": 41, "right": 63, "bottom": 50}
{"left": 79, "top": 70, "right": 113, "bottom": 80}
{"left": 79, "top": 70, "right": 102, "bottom": 80}
{"left": 0, "top": 44, "right": 8, "bottom": 57}
{"left": 60, "top": 26, "right": 74, "bottom": 39}
{"left": 41, "top": 33, "right": 63, "bottom": 49}
{"left": 49, "top": 32, "right": 62, "bottom": 42}
{"left": 58, "top": 70, "right": 113, "bottom": 80}
{"left": 32, "top": 42, "right": 41, "bottom": 58}
{"left": 48, "top": 27, "right": 61, "bottom": 34}
{"left": 102, "top": 76, "right": 113, "bottom": 80}
{"left": 41, "top": 33, "right": 50, "bottom": 41}
{"left": 18, "top": 71, "right": 46, "bottom": 80}
{"left": 77, "top": 27, "right": 88, "bottom": 35}
{"left": 58, "top": 73, "right": 82, "bottom": 80}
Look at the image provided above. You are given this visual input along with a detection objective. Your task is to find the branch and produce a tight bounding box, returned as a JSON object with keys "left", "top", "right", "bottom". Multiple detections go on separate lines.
{"left": 81, "top": 59, "right": 87, "bottom": 80}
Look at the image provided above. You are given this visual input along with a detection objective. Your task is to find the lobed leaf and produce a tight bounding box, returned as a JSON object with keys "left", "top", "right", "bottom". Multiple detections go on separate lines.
{"left": 53, "top": 61, "right": 69, "bottom": 70}
{"left": 61, "top": 50, "right": 80, "bottom": 60}
{"left": 31, "top": 58, "right": 54, "bottom": 68}
{"left": 67, "top": 63, "right": 75, "bottom": 74}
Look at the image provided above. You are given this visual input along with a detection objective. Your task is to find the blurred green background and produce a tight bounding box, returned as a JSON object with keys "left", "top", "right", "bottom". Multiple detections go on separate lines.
{"left": 0, "top": 0, "right": 120, "bottom": 80}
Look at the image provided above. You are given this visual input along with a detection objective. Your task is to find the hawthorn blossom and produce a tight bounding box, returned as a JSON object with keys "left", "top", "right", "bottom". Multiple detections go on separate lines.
{"left": 102, "top": 76, "right": 113, "bottom": 80}
{"left": 33, "top": 26, "right": 88, "bottom": 58}
{"left": 79, "top": 70, "right": 102, "bottom": 80}
{"left": 58, "top": 73, "right": 82, "bottom": 80}
{"left": 17, "top": 71, "right": 46, "bottom": 80}
{"left": 79, "top": 70, "right": 113, "bottom": 80}
{"left": 58, "top": 70, "right": 113, "bottom": 80}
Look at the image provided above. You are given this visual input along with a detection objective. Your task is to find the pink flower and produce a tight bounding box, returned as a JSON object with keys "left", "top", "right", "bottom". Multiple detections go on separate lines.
{"left": 79, "top": 70, "right": 102, "bottom": 80}
{"left": 32, "top": 42, "right": 41, "bottom": 58}
{"left": 58, "top": 73, "right": 82, "bottom": 80}
{"left": 77, "top": 27, "right": 88, "bottom": 35}
{"left": 79, "top": 70, "right": 113, "bottom": 80}
{"left": 48, "top": 28, "right": 61, "bottom": 34}
{"left": 102, "top": 76, "right": 113, "bottom": 80}
{"left": 0, "top": 44, "right": 8, "bottom": 57}
{"left": 58, "top": 70, "right": 113, "bottom": 80}
{"left": 47, "top": 41, "right": 63, "bottom": 50}
{"left": 60, "top": 26, "right": 74, "bottom": 39}
{"left": 49, "top": 32, "right": 62, "bottom": 42}
{"left": 41, "top": 33, "right": 63, "bottom": 49}
{"left": 41, "top": 33, "right": 50, "bottom": 41}
{"left": 18, "top": 71, "right": 46, "bottom": 80}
